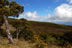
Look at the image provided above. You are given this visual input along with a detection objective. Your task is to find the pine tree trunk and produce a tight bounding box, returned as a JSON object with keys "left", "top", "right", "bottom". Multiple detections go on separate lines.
{"left": 3, "top": 15, "right": 14, "bottom": 44}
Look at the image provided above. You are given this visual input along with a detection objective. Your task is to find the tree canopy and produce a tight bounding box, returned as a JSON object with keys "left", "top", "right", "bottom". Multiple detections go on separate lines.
{"left": 0, "top": 0, "right": 24, "bottom": 17}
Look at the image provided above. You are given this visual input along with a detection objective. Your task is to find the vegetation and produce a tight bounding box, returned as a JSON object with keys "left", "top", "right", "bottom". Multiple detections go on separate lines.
{"left": 8, "top": 18, "right": 34, "bottom": 41}
{"left": 0, "top": 0, "right": 24, "bottom": 44}
{"left": 0, "top": 18, "right": 72, "bottom": 48}
{"left": 0, "top": 0, "right": 72, "bottom": 48}
{"left": 1, "top": 18, "right": 72, "bottom": 48}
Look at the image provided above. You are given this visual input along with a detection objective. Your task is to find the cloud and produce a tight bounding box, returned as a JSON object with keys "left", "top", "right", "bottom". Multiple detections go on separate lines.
{"left": 19, "top": 11, "right": 41, "bottom": 21}
{"left": 46, "top": 4, "right": 72, "bottom": 22}
{"left": 19, "top": 0, "right": 72, "bottom": 23}
{"left": 19, "top": 11, "right": 48, "bottom": 21}
{"left": 67, "top": 0, "right": 72, "bottom": 4}
{"left": 24, "top": 11, "right": 38, "bottom": 19}
{"left": 20, "top": 3, "right": 72, "bottom": 23}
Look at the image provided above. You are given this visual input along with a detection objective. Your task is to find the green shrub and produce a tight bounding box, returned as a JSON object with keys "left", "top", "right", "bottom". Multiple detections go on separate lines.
{"left": 45, "top": 35, "right": 56, "bottom": 44}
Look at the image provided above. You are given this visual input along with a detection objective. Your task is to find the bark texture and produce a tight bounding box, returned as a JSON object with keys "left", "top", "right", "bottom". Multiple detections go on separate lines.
{"left": 3, "top": 15, "right": 14, "bottom": 44}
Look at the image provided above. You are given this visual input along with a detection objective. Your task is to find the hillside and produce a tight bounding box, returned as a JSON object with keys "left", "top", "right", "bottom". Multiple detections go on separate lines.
{"left": 8, "top": 18, "right": 72, "bottom": 33}
{"left": 0, "top": 18, "right": 72, "bottom": 48}
{"left": 8, "top": 18, "right": 72, "bottom": 36}
{"left": 30, "top": 21, "right": 72, "bottom": 33}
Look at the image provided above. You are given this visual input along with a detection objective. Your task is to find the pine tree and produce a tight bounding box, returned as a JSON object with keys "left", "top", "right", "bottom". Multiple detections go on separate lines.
{"left": 0, "top": 0, "right": 24, "bottom": 44}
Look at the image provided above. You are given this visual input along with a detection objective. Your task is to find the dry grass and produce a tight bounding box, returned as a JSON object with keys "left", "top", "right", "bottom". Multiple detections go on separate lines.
{"left": 1, "top": 24, "right": 16, "bottom": 32}
{"left": 0, "top": 37, "right": 34, "bottom": 48}
{"left": 0, "top": 37, "right": 72, "bottom": 48}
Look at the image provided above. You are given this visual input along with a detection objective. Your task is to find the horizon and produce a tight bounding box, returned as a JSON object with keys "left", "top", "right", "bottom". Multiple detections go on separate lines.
{"left": 9, "top": 0, "right": 72, "bottom": 25}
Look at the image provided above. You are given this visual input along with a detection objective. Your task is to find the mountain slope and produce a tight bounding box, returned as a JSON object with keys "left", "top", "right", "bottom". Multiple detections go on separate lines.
{"left": 8, "top": 18, "right": 72, "bottom": 33}
{"left": 30, "top": 21, "right": 72, "bottom": 33}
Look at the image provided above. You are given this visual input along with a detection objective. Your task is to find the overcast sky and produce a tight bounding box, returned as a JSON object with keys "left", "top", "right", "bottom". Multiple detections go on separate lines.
{"left": 9, "top": 0, "right": 72, "bottom": 25}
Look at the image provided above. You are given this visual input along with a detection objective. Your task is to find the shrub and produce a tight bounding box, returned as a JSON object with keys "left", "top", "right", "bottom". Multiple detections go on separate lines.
{"left": 45, "top": 35, "right": 56, "bottom": 44}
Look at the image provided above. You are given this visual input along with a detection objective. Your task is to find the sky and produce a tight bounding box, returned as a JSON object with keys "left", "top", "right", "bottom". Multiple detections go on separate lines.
{"left": 9, "top": 0, "right": 72, "bottom": 25}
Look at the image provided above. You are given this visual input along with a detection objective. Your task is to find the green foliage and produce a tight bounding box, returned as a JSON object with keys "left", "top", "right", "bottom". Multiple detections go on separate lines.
{"left": 0, "top": 28, "right": 4, "bottom": 36}
{"left": 35, "top": 41, "right": 47, "bottom": 48}
{"left": 0, "top": 0, "right": 24, "bottom": 20}
{"left": 9, "top": 1, "right": 24, "bottom": 17}
{"left": 33, "top": 34, "right": 47, "bottom": 48}
{"left": 45, "top": 35, "right": 56, "bottom": 44}
{"left": 9, "top": 19, "right": 34, "bottom": 40}
{"left": 0, "top": 0, "right": 9, "bottom": 6}
{"left": 19, "top": 28, "right": 34, "bottom": 40}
